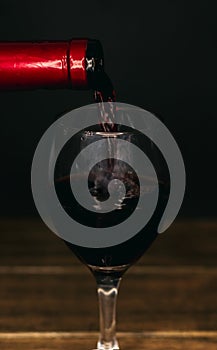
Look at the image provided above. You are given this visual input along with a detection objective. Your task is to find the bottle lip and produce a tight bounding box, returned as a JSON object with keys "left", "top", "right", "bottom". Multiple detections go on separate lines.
{"left": 86, "top": 39, "right": 105, "bottom": 90}
{"left": 68, "top": 38, "right": 104, "bottom": 89}
{"left": 86, "top": 39, "right": 104, "bottom": 73}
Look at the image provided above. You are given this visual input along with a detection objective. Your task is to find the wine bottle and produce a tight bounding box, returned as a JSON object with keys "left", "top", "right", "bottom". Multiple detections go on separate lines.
{"left": 0, "top": 39, "right": 103, "bottom": 90}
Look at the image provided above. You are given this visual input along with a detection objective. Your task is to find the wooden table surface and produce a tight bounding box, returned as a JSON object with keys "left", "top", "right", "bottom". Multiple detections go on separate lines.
{"left": 0, "top": 218, "right": 216, "bottom": 349}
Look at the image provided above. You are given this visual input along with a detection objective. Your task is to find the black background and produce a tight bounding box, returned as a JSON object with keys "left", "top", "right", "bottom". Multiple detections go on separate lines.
{"left": 0, "top": 1, "right": 216, "bottom": 217}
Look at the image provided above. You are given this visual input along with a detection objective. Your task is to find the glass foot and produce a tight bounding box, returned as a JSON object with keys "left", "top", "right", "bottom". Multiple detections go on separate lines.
{"left": 93, "top": 339, "right": 119, "bottom": 349}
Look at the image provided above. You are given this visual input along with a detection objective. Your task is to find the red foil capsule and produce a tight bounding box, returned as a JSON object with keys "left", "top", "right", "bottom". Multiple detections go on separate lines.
{"left": 0, "top": 39, "right": 102, "bottom": 90}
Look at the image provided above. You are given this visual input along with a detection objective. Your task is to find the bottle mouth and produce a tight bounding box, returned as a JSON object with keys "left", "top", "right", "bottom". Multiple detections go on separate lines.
{"left": 86, "top": 39, "right": 106, "bottom": 90}
{"left": 86, "top": 40, "right": 115, "bottom": 101}
{"left": 68, "top": 38, "right": 104, "bottom": 89}
{"left": 86, "top": 39, "right": 104, "bottom": 73}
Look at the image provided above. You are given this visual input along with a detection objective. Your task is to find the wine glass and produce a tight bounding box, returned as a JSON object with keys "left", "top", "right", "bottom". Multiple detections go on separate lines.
{"left": 51, "top": 105, "right": 170, "bottom": 350}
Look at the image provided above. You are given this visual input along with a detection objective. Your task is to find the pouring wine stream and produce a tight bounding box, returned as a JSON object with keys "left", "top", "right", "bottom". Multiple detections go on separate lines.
{"left": 90, "top": 71, "right": 121, "bottom": 350}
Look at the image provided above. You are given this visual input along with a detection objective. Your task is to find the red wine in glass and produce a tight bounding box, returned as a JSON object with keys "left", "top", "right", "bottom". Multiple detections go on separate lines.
{"left": 54, "top": 114, "right": 170, "bottom": 349}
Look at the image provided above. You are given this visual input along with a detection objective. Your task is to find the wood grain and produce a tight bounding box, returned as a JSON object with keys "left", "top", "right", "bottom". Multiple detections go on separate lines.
{"left": 0, "top": 218, "right": 216, "bottom": 349}
{"left": 0, "top": 332, "right": 217, "bottom": 350}
{"left": 0, "top": 218, "right": 216, "bottom": 266}
{"left": 0, "top": 269, "right": 216, "bottom": 331}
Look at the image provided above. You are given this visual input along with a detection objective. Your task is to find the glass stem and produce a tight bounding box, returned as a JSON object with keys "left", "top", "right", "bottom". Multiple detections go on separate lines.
{"left": 95, "top": 275, "right": 121, "bottom": 350}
